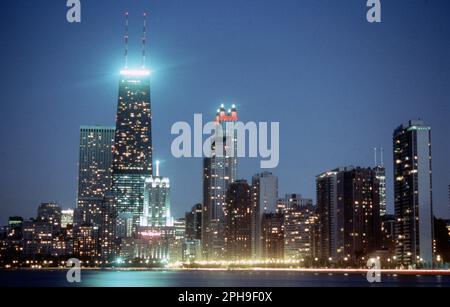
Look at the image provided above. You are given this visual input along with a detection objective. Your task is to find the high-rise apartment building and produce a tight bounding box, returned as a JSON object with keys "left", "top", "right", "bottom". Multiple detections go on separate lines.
{"left": 280, "top": 194, "right": 315, "bottom": 261}
{"left": 225, "top": 180, "right": 252, "bottom": 260}
{"left": 393, "top": 120, "right": 434, "bottom": 266}
{"left": 316, "top": 167, "right": 381, "bottom": 263}
{"left": 261, "top": 213, "right": 284, "bottom": 260}
{"left": 251, "top": 172, "right": 278, "bottom": 259}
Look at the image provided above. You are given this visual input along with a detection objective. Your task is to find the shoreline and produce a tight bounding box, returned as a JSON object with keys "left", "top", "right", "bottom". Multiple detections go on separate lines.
{"left": 1, "top": 267, "right": 450, "bottom": 276}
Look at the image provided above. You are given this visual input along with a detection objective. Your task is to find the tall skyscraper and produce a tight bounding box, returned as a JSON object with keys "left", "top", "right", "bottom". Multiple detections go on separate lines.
{"left": 315, "top": 171, "right": 338, "bottom": 262}
{"left": 316, "top": 167, "right": 381, "bottom": 263}
{"left": 76, "top": 126, "right": 115, "bottom": 227}
{"left": 251, "top": 172, "right": 278, "bottom": 259}
{"left": 281, "top": 194, "right": 315, "bottom": 261}
{"left": 225, "top": 180, "right": 252, "bottom": 260}
{"left": 393, "top": 120, "right": 434, "bottom": 266}
{"left": 202, "top": 104, "right": 238, "bottom": 260}
{"left": 112, "top": 68, "right": 153, "bottom": 238}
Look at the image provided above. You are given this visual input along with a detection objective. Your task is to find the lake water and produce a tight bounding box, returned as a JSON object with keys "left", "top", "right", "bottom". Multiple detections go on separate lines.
{"left": 0, "top": 270, "right": 449, "bottom": 287}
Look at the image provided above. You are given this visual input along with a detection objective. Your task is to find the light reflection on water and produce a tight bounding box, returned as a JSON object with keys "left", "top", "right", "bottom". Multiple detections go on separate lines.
{"left": 0, "top": 270, "right": 449, "bottom": 287}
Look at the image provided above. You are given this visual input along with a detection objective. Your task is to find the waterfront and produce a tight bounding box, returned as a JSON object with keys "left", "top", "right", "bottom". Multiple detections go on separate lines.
{"left": 0, "top": 269, "right": 449, "bottom": 287}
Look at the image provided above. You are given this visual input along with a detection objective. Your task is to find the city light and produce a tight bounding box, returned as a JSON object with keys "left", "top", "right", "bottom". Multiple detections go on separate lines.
{"left": 120, "top": 69, "right": 151, "bottom": 76}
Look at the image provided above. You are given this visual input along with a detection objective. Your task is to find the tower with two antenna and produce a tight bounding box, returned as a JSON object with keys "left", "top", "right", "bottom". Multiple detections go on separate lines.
{"left": 112, "top": 12, "right": 154, "bottom": 239}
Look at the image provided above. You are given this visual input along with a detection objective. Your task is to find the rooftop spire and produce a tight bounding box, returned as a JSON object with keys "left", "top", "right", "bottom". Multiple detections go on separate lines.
{"left": 124, "top": 12, "right": 129, "bottom": 69}
{"left": 142, "top": 12, "right": 148, "bottom": 68}
{"left": 374, "top": 147, "right": 377, "bottom": 166}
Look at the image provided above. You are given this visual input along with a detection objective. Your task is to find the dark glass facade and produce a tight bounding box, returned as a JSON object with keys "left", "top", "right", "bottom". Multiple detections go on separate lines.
{"left": 112, "top": 70, "right": 153, "bottom": 238}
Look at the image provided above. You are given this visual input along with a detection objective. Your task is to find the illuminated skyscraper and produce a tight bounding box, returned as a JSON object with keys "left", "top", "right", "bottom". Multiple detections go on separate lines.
{"left": 76, "top": 126, "right": 115, "bottom": 227}
{"left": 111, "top": 68, "right": 152, "bottom": 238}
{"left": 393, "top": 120, "right": 434, "bottom": 266}
{"left": 202, "top": 104, "right": 238, "bottom": 259}
{"left": 251, "top": 172, "right": 278, "bottom": 259}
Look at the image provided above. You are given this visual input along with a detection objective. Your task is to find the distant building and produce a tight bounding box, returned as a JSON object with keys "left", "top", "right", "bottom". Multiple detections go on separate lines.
{"left": 225, "top": 180, "right": 252, "bottom": 260}
{"left": 0, "top": 217, "right": 24, "bottom": 264}
{"left": 281, "top": 194, "right": 315, "bottom": 261}
{"left": 22, "top": 220, "right": 53, "bottom": 258}
{"left": 186, "top": 204, "right": 202, "bottom": 241}
{"left": 261, "top": 213, "right": 284, "bottom": 260}
{"left": 121, "top": 226, "right": 178, "bottom": 262}
{"left": 393, "top": 120, "right": 434, "bottom": 266}
{"left": 37, "top": 202, "right": 62, "bottom": 234}
{"left": 434, "top": 218, "right": 450, "bottom": 264}
{"left": 316, "top": 167, "right": 381, "bottom": 263}
{"left": 381, "top": 214, "right": 395, "bottom": 254}
{"left": 8, "top": 216, "right": 23, "bottom": 227}
{"left": 52, "top": 229, "right": 74, "bottom": 258}
{"left": 73, "top": 225, "right": 99, "bottom": 260}
{"left": 98, "top": 192, "right": 118, "bottom": 261}
{"left": 61, "top": 209, "right": 74, "bottom": 229}
{"left": 373, "top": 148, "right": 387, "bottom": 217}
{"left": 140, "top": 162, "right": 171, "bottom": 228}
{"left": 76, "top": 126, "right": 115, "bottom": 228}
{"left": 251, "top": 172, "right": 278, "bottom": 259}
{"left": 183, "top": 239, "right": 202, "bottom": 262}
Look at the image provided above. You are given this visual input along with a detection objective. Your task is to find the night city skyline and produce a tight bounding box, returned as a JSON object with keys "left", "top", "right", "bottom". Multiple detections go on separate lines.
{"left": 0, "top": 0, "right": 449, "bottom": 224}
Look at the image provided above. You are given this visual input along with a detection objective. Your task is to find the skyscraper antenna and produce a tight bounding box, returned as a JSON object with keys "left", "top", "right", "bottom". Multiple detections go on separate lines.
{"left": 142, "top": 12, "right": 148, "bottom": 68}
{"left": 124, "top": 12, "right": 129, "bottom": 69}
{"left": 156, "top": 160, "right": 160, "bottom": 177}
{"left": 374, "top": 147, "right": 377, "bottom": 166}
{"left": 380, "top": 147, "right": 384, "bottom": 167}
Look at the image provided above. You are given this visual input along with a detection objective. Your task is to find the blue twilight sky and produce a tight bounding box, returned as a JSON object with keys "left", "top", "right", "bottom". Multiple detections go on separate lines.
{"left": 0, "top": 0, "right": 449, "bottom": 222}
